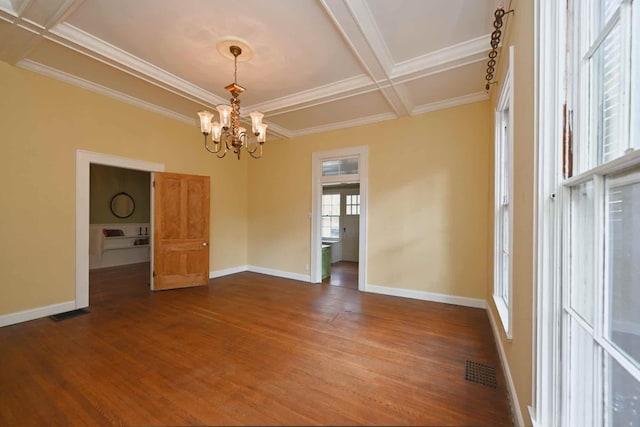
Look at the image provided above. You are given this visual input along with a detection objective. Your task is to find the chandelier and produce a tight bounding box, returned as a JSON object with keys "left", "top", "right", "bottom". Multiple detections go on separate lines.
{"left": 197, "top": 45, "right": 267, "bottom": 159}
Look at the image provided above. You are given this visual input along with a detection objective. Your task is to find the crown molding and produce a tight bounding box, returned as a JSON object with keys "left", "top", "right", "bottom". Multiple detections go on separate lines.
{"left": 391, "top": 33, "right": 490, "bottom": 81}
{"left": 13, "top": 0, "right": 31, "bottom": 16}
{"left": 0, "top": 0, "right": 15, "bottom": 16}
{"left": 411, "top": 91, "right": 489, "bottom": 116}
{"left": 246, "top": 74, "right": 375, "bottom": 115}
{"left": 48, "top": 22, "right": 226, "bottom": 106}
{"left": 17, "top": 59, "right": 196, "bottom": 125}
{"left": 288, "top": 112, "right": 396, "bottom": 137}
{"left": 261, "top": 120, "right": 293, "bottom": 139}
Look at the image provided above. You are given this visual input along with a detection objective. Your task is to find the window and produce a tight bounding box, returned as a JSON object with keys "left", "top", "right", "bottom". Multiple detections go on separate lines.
{"left": 321, "top": 194, "right": 340, "bottom": 239}
{"left": 322, "top": 158, "right": 358, "bottom": 177}
{"left": 493, "top": 46, "right": 514, "bottom": 338}
{"left": 346, "top": 194, "right": 360, "bottom": 215}
{"left": 561, "top": 1, "right": 640, "bottom": 425}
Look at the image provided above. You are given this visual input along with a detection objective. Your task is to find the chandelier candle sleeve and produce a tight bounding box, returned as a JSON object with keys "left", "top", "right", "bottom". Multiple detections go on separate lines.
{"left": 196, "top": 44, "right": 267, "bottom": 159}
{"left": 217, "top": 105, "right": 232, "bottom": 129}
{"left": 198, "top": 111, "right": 213, "bottom": 134}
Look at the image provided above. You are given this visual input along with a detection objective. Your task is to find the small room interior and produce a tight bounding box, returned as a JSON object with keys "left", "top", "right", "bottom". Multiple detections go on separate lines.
{"left": 88, "top": 164, "right": 151, "bottom": 299}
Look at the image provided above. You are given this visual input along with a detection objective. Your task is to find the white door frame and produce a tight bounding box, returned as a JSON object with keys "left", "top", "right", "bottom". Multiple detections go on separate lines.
{"left": 311, "top": 146, "right": 368, "bottom": 290}
{"left": 75, "top": 150, "right": 164, "bottom": 308}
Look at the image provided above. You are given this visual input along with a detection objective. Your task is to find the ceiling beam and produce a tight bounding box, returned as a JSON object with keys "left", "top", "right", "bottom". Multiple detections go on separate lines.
{"left": 319, "top": 0, "right": 408, "bottom": 116}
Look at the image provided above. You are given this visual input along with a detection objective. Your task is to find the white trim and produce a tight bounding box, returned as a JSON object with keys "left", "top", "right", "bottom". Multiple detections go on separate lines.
{"left": 529, "top": 406, "right": 542, "bottom": 427}
{"left": 290, "top": 113, "right": 396, "bottom": 137}
{"left": 247, "top": 265, "right": 311, "bottom": 283}
{"left": 0, "top": 0, "right": 15, "bottom": 16}
{"left": 0, "top": 301, "right": 75, "bottom": 327}
{"left": 0, "top": 13, "right": 14, "bottom": 24}
{"left": 76, "top": 151, "right": 164, "bottom": 309}
{"left": 344, "top": 0, "right": 394, "bottom": 75}
{"left": 391, "top": 34, "right": 491, "bottom": 80}
{"left": 366, "top": 284, "right": 486, "bottom": 309}
{"left": 17, "top": 21, "right": 42, "bottom": 34}
{"left": 487, "top": 305, "right": 526, "bottom": 427}
{"left": 533, "top": 0, "right": 566, "bottom": 425}
{"left": 311, "top": 146, "right": 368, "bottom": 291}
{"left": 17, "top": 59, "right": 196, "bottom": 125}
{"left": 209, "top": 265, "right": 248, "bottom": 279}
{"left": 261, "top": 121, "right": 293, "bottom": 139}
{"left": 493, "top": 46, "right": 515, "bottom": 340}
{"left": 411, "top": 92, "right": 489, "bottom": 116}
{"left": 48, "top": 23, "right": 227, "bottom": 106}
{"left": 247, "top": 74, "right": 375, "bottom": 115}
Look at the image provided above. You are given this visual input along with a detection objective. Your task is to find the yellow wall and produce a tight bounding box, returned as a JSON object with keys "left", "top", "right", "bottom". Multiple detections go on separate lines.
{"left": 248, "top": 101, "right": 493, "bottom": 299}
{"left": 0, "top": 61, "right": 248, "bottom": 315}
{"left": 487, "top": 0, "right": 535, "bottom": 423}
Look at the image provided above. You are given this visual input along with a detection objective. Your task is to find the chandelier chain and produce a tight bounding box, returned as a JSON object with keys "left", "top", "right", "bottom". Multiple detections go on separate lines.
{"left": 234, "top": 54, "right": 238, "bottom": 84}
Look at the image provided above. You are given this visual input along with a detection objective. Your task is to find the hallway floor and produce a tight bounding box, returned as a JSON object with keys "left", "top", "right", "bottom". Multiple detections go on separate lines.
{"left": 323, "top": 261, "right": 358, "bottom": 289}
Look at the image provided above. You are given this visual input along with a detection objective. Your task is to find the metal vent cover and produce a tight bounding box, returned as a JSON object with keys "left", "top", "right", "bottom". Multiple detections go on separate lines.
{"left": 465, "top": 360, "right": 498, "bottom": 388}
{"left": 50, "top": 309, "right": 90, "bottom": 321}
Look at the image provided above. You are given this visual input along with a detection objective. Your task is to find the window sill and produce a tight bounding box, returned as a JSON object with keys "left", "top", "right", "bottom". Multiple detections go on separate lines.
{"left": 493, "top": 294, "right": 512, "bottom": 341}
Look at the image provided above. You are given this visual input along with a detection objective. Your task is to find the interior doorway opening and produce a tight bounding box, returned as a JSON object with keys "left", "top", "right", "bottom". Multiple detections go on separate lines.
{"left": 311, "top": 146, "right": 367, "bottom": 291}
{"left": 75, "top": 150, "right": 164, "bottom": 309}
{"left": 321, "top": 183, "right": 360, "bottom": 289}
{"left": 88, "top": 164, "right": 152, "bottom": 302}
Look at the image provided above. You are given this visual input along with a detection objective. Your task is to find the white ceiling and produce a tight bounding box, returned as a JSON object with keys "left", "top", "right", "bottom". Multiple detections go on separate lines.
{"left": 0, "top": 0, "right": 500, "bottom": 140}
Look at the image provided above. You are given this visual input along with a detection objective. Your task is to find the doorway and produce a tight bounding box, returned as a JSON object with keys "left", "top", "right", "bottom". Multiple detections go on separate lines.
{"left": 321, "top": 183, "right": 359, "bottom": 289}
{"left": 311, "top": 146, "right": 367, "bottom": 291}
{"left": 75, "top": 150, "right": 164, "bottom": 309}
{"left": 88, "top": 164, "right": 152, "bottom": 301}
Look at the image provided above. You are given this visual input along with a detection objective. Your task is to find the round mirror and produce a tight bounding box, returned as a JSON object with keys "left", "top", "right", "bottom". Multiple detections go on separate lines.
{"left": 110, "top": 192, "right": 135, "bottom": 219}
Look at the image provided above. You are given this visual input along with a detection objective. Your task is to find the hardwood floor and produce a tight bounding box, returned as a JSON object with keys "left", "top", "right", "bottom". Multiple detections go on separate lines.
{"left": 0, "top": 263, "right": 512, "bottom": 426}
{"left": 323, "top": 261, "right": 358, "bottom": 289}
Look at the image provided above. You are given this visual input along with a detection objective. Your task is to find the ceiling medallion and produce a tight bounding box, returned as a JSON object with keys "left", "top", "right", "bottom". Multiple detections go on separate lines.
{"left": 197, "top": 44, "right": 267, "bottom": 159}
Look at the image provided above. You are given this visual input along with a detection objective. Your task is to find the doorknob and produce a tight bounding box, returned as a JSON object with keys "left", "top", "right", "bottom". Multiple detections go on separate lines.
{"left": 202, "top": 242, "right": 208, "bottom": 246}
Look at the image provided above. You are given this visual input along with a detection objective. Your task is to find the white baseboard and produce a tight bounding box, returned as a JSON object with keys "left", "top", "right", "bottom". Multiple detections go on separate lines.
{"left": 487, "top": 305, "right": 525, "bottom": 427}
{"left": 365, "top": 284, "right": 487, "bottom": 309}
{"left": 0, "top": 301, "right": 76, "bottom": 327}
{"left": 247, "top": 265, "right": 311, "bottom": 283}
{"left": 209, "top": 265, "right": 248, "bottom": 279}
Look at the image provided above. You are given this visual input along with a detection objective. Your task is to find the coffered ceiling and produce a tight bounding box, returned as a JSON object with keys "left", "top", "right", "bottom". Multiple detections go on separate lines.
{"left": 0, "top": 0, "right": 500, "bottom": 139}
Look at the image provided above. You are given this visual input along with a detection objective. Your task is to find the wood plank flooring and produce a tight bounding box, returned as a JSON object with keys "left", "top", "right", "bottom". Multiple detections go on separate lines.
{"left": 0, "top": 262, "right": 512, "bottom": 426}
{"left": 323, "top": 261, "right": 358, "bottom": 289}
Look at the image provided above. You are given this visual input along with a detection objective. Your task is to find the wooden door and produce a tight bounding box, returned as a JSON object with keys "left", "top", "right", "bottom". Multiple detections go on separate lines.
{"left": 153, "top": 172, "right": 210, "bottom": 290}
{"left": 342, "top": 190, "right": 360, "bottom": 262}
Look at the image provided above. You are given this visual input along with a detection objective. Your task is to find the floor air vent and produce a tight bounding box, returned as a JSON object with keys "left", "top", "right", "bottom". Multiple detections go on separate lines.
{"left": 465, "top": 360, "right": 497, "bottom": 388}
{"left": 50, "top": 309, "right": 90, "bottom": 321}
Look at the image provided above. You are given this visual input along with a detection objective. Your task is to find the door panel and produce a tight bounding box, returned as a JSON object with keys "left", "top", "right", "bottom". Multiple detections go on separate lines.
{"left": 342, "top": 189, "right": 360, "bottom": 262}
{"left": 154, "top": 172, "right": 210, "bottom": 290}
{"left": 342, "top": 215, "right": 359, "bottom": 261}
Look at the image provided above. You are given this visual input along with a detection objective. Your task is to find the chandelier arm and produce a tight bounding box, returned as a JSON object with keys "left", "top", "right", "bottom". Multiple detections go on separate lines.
{"left": 204, "top": 135, "right": 224, "bottom": 155}
{"left": 245, "top": 141, "right": 259, "bottom": 155}
{"left": 247, "top": 144, "right": 263, "bottom": 159}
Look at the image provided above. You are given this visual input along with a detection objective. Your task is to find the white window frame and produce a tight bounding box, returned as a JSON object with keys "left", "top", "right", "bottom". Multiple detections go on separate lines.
{"left": 346, "top": 194, "right": 360, "bottom": 216}
{"left": 534, "top": 1, "right": 640, "bottom": 426}
{"left": 493, "top": 46, "right": 515, "bottom": 339}
{"left": 321, "top": 193, "right": 341, "bottom": 240}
